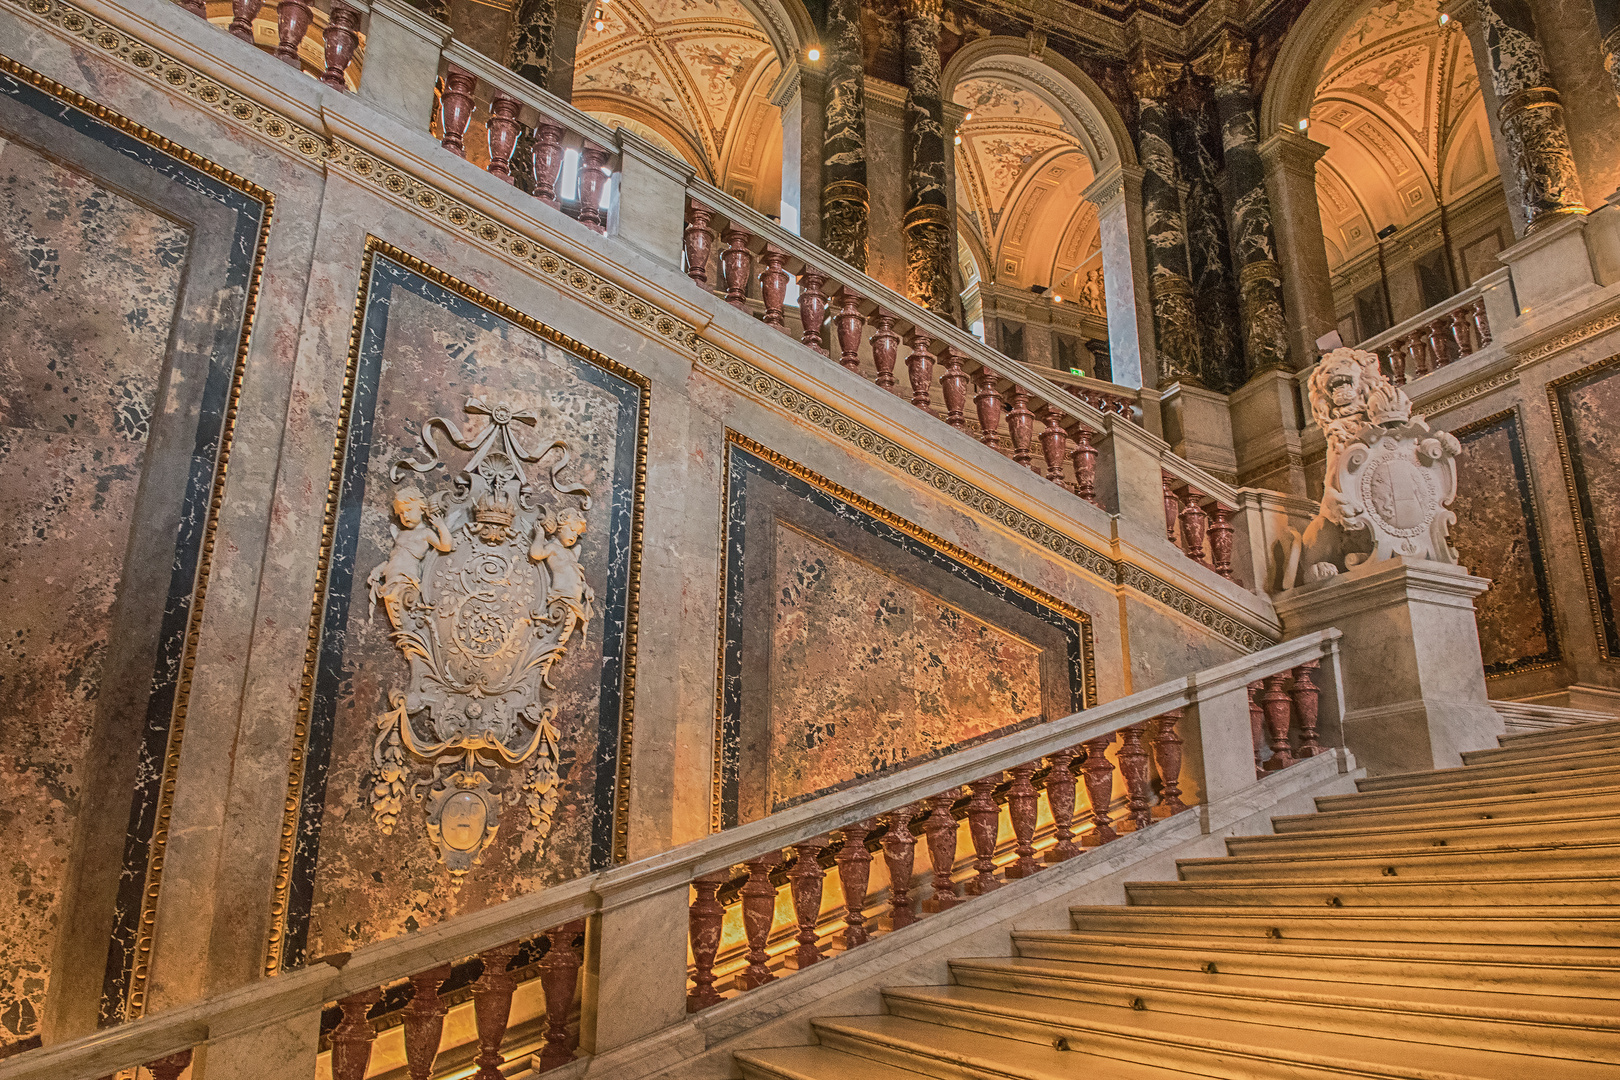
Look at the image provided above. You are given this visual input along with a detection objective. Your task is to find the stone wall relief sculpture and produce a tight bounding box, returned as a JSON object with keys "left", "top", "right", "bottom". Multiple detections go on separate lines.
{"left": 367, "top": 397, "right": 595, "bottom": 882}
{"left": 1282, "top": 347, "right": 1463, "bottom": 588}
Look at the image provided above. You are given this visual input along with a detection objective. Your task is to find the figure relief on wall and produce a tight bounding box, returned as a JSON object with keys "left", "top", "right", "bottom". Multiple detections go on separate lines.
{"left": 366, "top": 397, "right": 595, "bottom": 881}
{"left": 1282, "top": 347, "right": 1463, "bottom": 588}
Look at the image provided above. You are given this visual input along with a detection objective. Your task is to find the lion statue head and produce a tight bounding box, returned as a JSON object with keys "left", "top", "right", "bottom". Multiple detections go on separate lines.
{"left": 1308, "top": 347, "right": 1409, "bottom": 453}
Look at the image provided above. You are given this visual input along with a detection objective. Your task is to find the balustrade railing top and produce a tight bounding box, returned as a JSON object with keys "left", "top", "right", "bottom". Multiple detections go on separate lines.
{"left": 1352, "top": 277, "right": 1499, "bottom": 387}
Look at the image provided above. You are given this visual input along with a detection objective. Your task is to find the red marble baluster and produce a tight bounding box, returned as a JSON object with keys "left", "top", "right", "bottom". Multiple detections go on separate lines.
{"left": 1116, "top": 723, "right": 1153, "bottom": 832}
{"left": 1450, "top": 307, "right": 1475, "bottom": 357}
{"left": 1404, "top": 331, "right": 1429, "bottom": 378}
{"left": 533, "top": 122, "right": 565, "bottom": 206}
{"left": 964, "top": 776, "right": 1002, "bottom": 895}
{"left": 319, "top": 3, "right": 362, "bottom": 89}
{"left": 1071, "top": 427, "right": 1098, "bottom": 505}
{"left": 1079, "top": 736, "right": 1119, "bottom": 847}
{"left": 227, "top": 0, "right": 262, "bottom": 43}
{"left": 403, "top": 963, "right": 453, "bottom": 1080}
{"left": 686, "top": 870, "right": 729, "bottom": 1012}
{"left": 735, "top": 852, "right": 780, "bottom": 989}
{"left": 833, "top": 287, "right": 865, "bottom": 372}
{"left": 145, "top": 1050, "right": 192, "bottom": 1080}
{"left": 1162, "top": 474, "right": 1181, "bottom": 546}
{"left": 922, "top": 788, "right": 961, "bottom": 912}
{"left": 1043, "top": 747, "right": 1082, "bottom": 864}
{"left": 683, "top": 201, "right": 714, "bottom": 285}
{"left": 758, "top": 244, "right": 790, "bottom": 327}
{"left": 721, "top": 228, "right": 754, "bottom": 309}
{"left": 869, "top": 311, "right": 900, "bottom": 389}
{"left": 1178, "top": 488, "right": 1210, "bottom": 564}
{"left": 576, "top": 145, "right": 610, "bottom": 230}
{"left": 1291, "top": 660, "right": 1323, "bottom": 757}
{"left": 1426, "top": 319, "right": 1453, "bottom": 368}
{"left": 177, "top": 0, "right": 205, "bottom": 17}
{"left": 880, "top": 804, "right": 919, "bottom": 929}
{"left": 798, "top": 270, "right": 829, "bottom": 354}
{"left": 1039, "top": 406, "right": 1069, "bottom": 486}
{"left": 1207, "top": 504, "right": 1234, "bottom": 578}
{"left": 905, "top": 330, "right": 934, "bottom": 411}
{"left": 1004, "top": 762, "right": 1041, "bottom": 879}
{"left": 1472, "top": 296, "right": 1492, "bottom": 345}
{"left": 1260, "top": 672, "right": 1296, "bottom": 772}
{"left": 974, "top": 369, "right": 1004, "bottom": 447}
{"left": 1007, "top": 388, "right": 1035, "bottom": 467}
{"left": 785, "top": 836, "right": 829, "bottom": 968}
{"left": 1248, "top": 680, "right": 1266, "bottom": 779}
{"left": 535, "top": 920, "right": 585, "bottom": 1072}
{"left": 939, "top": 348, "right": 970, "bottom": 429}
{"left": 438, "top": 68, "right": 477, "bottom": 158}
{"left": 1149, "top": 709, "right": 1187, "bottom": 818}
{"left": 835, "top": 821, "right": 874, "bottom": 949}
{"left": 331, "top": 989, "right": 381, "bottom": 1080}
{"left": 471, "top": 942, "right": 520, "bottom": 1080}
{"left": 1385, "top": 344, "right": 1406, "bottom": 386}
{"left": 274, "top": 0, "right": 313, "bottom": 66}
{"left": 486, "top": 93, "right": 522, "bottom": 182}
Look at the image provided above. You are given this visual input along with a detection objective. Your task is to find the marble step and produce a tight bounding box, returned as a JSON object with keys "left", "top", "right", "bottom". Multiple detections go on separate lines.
{"left": 1274, "top": 785, "right": 1620, "bottom": 832}
{"left": 734, "top": 1044, "right": 939, "bottom": 1080}
{"left": 1174, "top": 839, "right": 1620, "bottom": 883}
{"left": 1313, "top": 766, "right": 1616, "bottom": 812}
{"left": 944, "top": 955, "right": 1620, "bottom": 1060}
{"left": 1123, "top": 872, "right": 1620, "bottom": 908}
{"left": 1013, "top": 930, "right": 1620, "bottom": 997}
{"left": 1355, "top": 745, "right": 1619, "bottom": 792}
{"left": 875, "top": 985, "right": 1620, "bottom": 1080}
{"left": 1497, "top": 714, "right": 1620, "bottom": 747}
{"left": 805, "top": 1014, "right": 1216, "bottom": 1080}
{"left": 1464, "top": 728, "right": 1620, "bottom": 765}
{"left": 1067, "top": 905, "right": 1620, "bottom": 946}
{"left": 1224, "top": 812, "right": 1620, "bottom": 857}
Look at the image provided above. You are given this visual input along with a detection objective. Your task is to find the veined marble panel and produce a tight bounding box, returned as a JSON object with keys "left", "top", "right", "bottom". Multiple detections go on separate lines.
{"left": 717, "top": 438, "right": 1089, "bottom": 828}
{"left": 1551, "top": 357, "right": 1620, "bottom": 659}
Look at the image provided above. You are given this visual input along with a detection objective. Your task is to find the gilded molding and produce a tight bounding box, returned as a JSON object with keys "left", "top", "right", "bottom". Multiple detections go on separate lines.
{"left": 16, "top": 0, "right": 1278, "bottom": 659}
{"left": 0, "top": 53, "right": 274, "bottom": 1022}
{"left": 1418, "top": 369, "right": 1518, "bottom": 418}
{"left": 1515, "top": 307, "right": 1620, "bottom": 365}
{"left": 1546, "top": 352, "right": 1620, "bottom": 663}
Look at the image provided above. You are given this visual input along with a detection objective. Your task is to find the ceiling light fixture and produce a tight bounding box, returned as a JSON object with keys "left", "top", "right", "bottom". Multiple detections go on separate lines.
{"left": 954, "top": 134, "right": 962, "bottom": 144}
{"left": 1297, "top": 118, "right": 1310, "bottom": 132}
{"left": 806, "top": 47, "right": 820, "bottom": 61}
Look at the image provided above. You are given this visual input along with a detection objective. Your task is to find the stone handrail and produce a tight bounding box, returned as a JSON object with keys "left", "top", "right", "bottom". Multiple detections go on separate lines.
{"left": 0, "top": 631, "right": 1343, "bottom": 1079}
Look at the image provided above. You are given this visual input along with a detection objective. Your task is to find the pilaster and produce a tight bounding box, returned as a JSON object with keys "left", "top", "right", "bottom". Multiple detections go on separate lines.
{"left": 1258, "top": 127, "right": 1334, "bottom": 370}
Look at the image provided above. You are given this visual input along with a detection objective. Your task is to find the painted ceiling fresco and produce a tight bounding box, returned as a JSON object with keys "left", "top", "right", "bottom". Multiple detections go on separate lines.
{"left": 1311, "top": 0, "right": 1496, "bottom": 269}
{"left": 952, "top": 74, "right": 1099, "bottom": 295}
{"left": 573, "top": 0, "right": 783, "bottom": 208}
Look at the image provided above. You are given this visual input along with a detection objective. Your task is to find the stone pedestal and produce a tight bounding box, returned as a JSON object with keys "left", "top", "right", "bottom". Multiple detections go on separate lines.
{"left": 1159, "top": 381, "right": 1237, "bottom": 482}
{"left": 1273, "top": 558, "right": 1503, "bottom": 776}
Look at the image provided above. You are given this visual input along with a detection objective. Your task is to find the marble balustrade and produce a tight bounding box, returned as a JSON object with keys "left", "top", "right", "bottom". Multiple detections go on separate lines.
{"left": 1356, "top": 283, "right": 1495, "bottom": 387}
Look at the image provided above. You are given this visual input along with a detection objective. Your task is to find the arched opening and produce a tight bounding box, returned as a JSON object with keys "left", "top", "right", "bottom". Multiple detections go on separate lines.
{"left": 942, "top": 41, "right": 1147, "bottom": 387}
{"left": 571, "top": 0, "right": 789, "bottom": 216}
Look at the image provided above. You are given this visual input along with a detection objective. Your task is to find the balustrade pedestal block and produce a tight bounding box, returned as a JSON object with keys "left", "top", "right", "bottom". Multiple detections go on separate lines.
{"left": 1274, "top": 557, "right": 1499, "bottom": 775}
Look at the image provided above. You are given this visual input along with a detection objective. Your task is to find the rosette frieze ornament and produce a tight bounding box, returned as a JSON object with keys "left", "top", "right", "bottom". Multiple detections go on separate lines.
{"left": 366, "top": 398, "right": 595, "bottom": 881}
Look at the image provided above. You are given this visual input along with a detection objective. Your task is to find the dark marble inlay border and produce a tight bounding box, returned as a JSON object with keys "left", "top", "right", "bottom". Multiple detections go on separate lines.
{"left": 0, "top": 58, "right": 271, "bottom": 1028}
{"left": 271, "top": 242, "right": 648, "bottom": 973}
{"left": 714, "top": 434, "right": 1093, "bottom": 830}
{"left": 1549, "top": 354, "right": 1620, "bottom": 660}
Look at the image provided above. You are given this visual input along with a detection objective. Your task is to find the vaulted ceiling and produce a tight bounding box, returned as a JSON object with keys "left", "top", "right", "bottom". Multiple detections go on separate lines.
{"left": 1310, "top": 0, "right": 1497, "bottom": 270}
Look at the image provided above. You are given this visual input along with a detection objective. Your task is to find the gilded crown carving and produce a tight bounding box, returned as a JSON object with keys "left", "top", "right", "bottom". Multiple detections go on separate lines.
{"left": 366, "top": 397, "right": 595, "bottom": 881}
{"left": 1191, "top": 29, "right": 1251, "bottom": 90}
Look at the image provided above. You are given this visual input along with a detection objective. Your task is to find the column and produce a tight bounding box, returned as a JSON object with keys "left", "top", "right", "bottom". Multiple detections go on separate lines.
{"left": 1194, "top": 28, "right": 1290, "bottom": 381}
{"left": 822, "top": 0, "right": 870, "bottom": 270}
{"left": 774, "top": 64, "right": 825, "bottom": 242}
{"left": 1083, "top": 164, "right": 1156, "bottom": 388}
{"left": 1128, "top": 52, "right": 1200, "bottom": 388}
{"left": 1173, "top": 78, "right": 1244, "bottom": 392}
{"left": 505, "top": 0, "right": 557, "bottom": 91}
{"left": 1599, "top": 0, "right": 1620, "bottom": 106}
{"left": 1258, "top": 127, "right": 1334, "bottom": 370}
{"left": 1520, "top": 0, "right": 1620, "bottom": 205}
{"left": 1476, "top": 0, "right": 1587, "bottom": 232}
{"left": 901, "top": 0, "right": 954, "bottom": 319}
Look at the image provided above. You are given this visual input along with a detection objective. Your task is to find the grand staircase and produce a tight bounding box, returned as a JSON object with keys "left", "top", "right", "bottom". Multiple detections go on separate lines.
{"left": 734, "top": 717, "right": 1620, "bottom": 1079}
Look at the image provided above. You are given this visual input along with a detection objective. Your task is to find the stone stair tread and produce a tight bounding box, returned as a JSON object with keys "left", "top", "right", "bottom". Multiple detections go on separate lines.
{"left": 1068, "top": 904, "right": 1620, "bottom": 944}
{"left": 1464, "top": 730, "right": 1620, "bottom": 765}
{"left": 1310, "top": 775, "right": 1620, "bottom": 814}
{"left": 1180, "top": 837, "right": 1620, "bottom": 875}
{"left": 1024, "top": 929, "right": 1620, "bottom": 969}
{"left": 1356, "top": 746, "right": 1620, "bottom": 791}
{"left": 810, "top": 1014, "right": 1221, "bottom": 1080}
{"left": 879, "top": 985, "right": 1620, "bottom": 1078}
{"left": 1497, "top": 715, "right": 1620, "bottom": 746}
{"left": 1124, "top": 872, "right": 1620, "bottom": 905}
{"left": 1277, "top": 785, "right": 1620, "bottom": 830}
{"left": 734, "top": 1044, "right": 940, "bottom": 1080}
{"left": 1227, "top": 812, "right": 1620, "bottom": 854}
{"left": 945, "top": 955, "right": 1620, "bottom": 1027}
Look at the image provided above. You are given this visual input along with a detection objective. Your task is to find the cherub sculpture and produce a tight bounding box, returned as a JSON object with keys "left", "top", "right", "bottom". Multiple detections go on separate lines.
{"left": 366, "top": 486, "right": 453, "bottom": 625}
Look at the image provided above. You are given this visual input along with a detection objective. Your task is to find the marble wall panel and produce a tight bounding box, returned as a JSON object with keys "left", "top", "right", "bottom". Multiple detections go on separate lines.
{"left": 0, "top": 69, "right": 265, "bottom": 1038}
{"left": 1452, "top": 411, "right": 1559, "bottom": 676}
{"left": 1552, "top": 358, "right": 1620, "bottom": 659}
{"left": 717, "top": 439, "right": 1089, "bottom": 827}
{"left": 290, "top": 249, "right": 646, "bottom": 968}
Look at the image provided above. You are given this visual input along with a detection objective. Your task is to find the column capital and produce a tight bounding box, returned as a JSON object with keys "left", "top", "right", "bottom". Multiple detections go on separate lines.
{"left": 903, "top": 0, "right": 943, "bottom": 20}
{"left": 1083, "top": 163, "right": 1145, "bottom": 216}
{"left": 1258, "top": 126, "right": 1328, "bottom": 176}
{"left": 1191, "top": 27, "right": 1252, "bottom": 92}
{"left": 1128, "top": 50, "right": 1183, "bottom": 104}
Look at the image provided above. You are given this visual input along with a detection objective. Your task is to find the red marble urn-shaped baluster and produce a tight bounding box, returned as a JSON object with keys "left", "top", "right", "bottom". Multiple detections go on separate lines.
{"left": 331, "top": 989, "right": 381, "bottom": 1080}
{"left": 1007, "top": 388, "right": 1036, "bottom": 467}
{"left": 833, "top": 287, "right": 865, "bottom": 372}
{"left": 905, "top": 330, "right": 935, "bottom": 411}
{"left": 938, "top": 348, "right": 970, "bottom": 429}
{"left": 964, "top": 776, "right": 1002, "bottom": 895}
{"left": 835, "top": 821, "right": 874, "bottom": 949}
{"left": 575, "top": 145, "right": 610, "bottom": 230}
{"left": 1116, "top": 723, "right": 1153, "bottom": 832}
{"left": 973, "top": 369, "right": 1004, "bottom": 447}
{"left": 1039, "top": 406, "right": 1069, "bottom": 486}
{"left": 532, "top": 122, "right": 566, "bottom": 205}
{"left": 880, "top": 804, "right": 920, "bottom": 929}
{"left": 471, "top": 941, "right": 521, "bottom": 1080}
{"left": 485, "top": 93, "right": 523, "bottom": 182}
{"left": 683, "top": 201, "right": 714, "bottom": 285}
{"left": 177, "top": 0, "right": 206, "bottom": 18}
{"left": 1178, "top": 487, "right": 1209, "bottom": 564}
{"left": 797, "top": 270, "right": 829, "bottom": 354}
{"left": 1149, "top": 709, "right": 1187, "bottom": 818}
{"left": 1291, "top": 660, "right": 1323, "bottom": 757}
{"left": 144, "top": 1050, "right": 193, "bottom": 1080}
{"left": 319, "top": 3, "right": 362, "bottom": 89}
{"left": 1004, "top": 762, "right": 1042, "bottom": 879}
{"left": 922, "top": 788, "right": 962, "bottom": 911}
{"left": 721, "top": 228, "right": 755, "bottom": 309}
{"left": 1471, "top": 296, "right": 1492, "bottom": 345}
{"left": 274, "top": 0, "right": 314, "bottom": 66}
{"left": 734, "top": 851, "right": 781, "bottom": 989}
{"left": 1079, "top": 736, "right": 1119, "bottom": 847}
{"left": 869, "top": 310, "right": 901, "bottom": 389}
{"left": 1161, "top": 473, "right": 1181, "bottom": 545}
{"left": 784, "top": 836, "right": 829, "bottom": 968}
{"left": 758, "top": 244, "right": 790, "bottom": 327}
{"left": 227, "top": 0, "right": 263, "bottom": 43}
{"left": 437, "top": 68, "right": 478, "bottom": 158}
{"left": 535, "top": 920, "right": 586, "bottom": 1072}
{"left": 403, "top": 963, "right": 454, "bottom": 1080}
{"left": 686, "top": 870, "right": 729, "bottom": 1012}
{"left": 1043, "top": 747, "right": 1082, "bottom": 864}
{"left": 1260, "top": 672, "right": 1296, "bottom": 772}
{"left": 1450, "top": 307, "right": 1475, "bottom": 357}
{"left": 1207, "top": 503, "right": 1234, "bottom": 578}
{"left": 1071, "top": 427, "right": 1099, "bottom": 505}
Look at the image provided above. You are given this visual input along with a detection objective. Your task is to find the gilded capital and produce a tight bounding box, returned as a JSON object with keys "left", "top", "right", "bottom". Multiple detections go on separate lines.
{"left": 1192, "top": 29, "right": 1251, "bottom": 90}
{"left": 904, "top": 0, "right": 942, "bottom": 22}
{"left": 1128, "top": 52, "right": 1181, "bottom": 104}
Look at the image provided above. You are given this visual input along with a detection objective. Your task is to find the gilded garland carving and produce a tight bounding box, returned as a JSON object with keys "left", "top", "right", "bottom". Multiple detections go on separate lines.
{"left": 367, "top": 400, "right": 595, "bottom": 880}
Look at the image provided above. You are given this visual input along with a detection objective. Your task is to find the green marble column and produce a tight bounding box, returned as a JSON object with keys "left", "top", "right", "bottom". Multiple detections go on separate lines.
{"left": 822, "top": 0, "right": 870, "bottom": 270}
{"left": 506, "top": 0, "right": 558, "bottom": 89}
{"left": 901, "top": 0, "right": 953, "bottom": 318}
